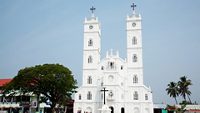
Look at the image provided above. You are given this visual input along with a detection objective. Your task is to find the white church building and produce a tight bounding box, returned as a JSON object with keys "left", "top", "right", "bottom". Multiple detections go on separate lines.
{"left": 74, "top": 3, "right": 153, "bottom": 113}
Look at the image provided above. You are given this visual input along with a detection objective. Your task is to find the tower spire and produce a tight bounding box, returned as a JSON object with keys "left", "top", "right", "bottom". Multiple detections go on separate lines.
{"left": 131, "top": 3, "right": 137, "bottom": 14}
{"left": 90, "top": 6, "right": 96, "bottom": 17}
{"left": 131, "top": 3, "right": 137, "bottom": 11}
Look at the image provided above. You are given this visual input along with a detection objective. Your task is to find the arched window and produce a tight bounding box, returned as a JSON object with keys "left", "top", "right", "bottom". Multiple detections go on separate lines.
{"left": 101, "top": 82, "right": 103, "bottom": 86}
{"left": 133, "top": 75, "right": 138, "bottom": 84}
{"left": 121, "top": 65, "right": 123, "bottom": 70}
{"left": 133, "top": 91, "right": 139, "bottom": 100}
{"left": 88, "top": 39, "right": 93, "bottom": 46}
{"left": 87, "top": 76, "right": 92, "bottom": 84}
{"left": 145, "top": 94, "right": 148, "bottom": 100}
{"left": 88, "top": 56, "right": 93, "bottom": 63}
{"left": 108, "top": 75, "right": 114, "bottom": 82}
{"left": 101, "top": 66, "right": 104, "bottom": 70}
{"left": 108, "top": 61, "right": 115, "bottom": 69}
{"left": 121, "top": 94, "right": 124, "bottom": 99}
{"left": 78, "top": 94, "right": 81, "bottom": 100}
{"left": 132, "top": 36, "right": 137, "bottom": 45}
{"left": 132, "top": 54, "right": 137, "bottom": 62}
{"left": 87, "top": 91, "right": 92, "bottom": 100}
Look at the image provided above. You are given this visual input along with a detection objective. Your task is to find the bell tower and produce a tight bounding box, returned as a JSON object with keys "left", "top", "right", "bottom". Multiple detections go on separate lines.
{"left": 126, "top": 3, "right": 144, "bottom": 85}
{"left": 74, "top": 4, "right": 153, "bottom": 113}
{"left": 83, "top": 7, "right": 101, "bottom": 86}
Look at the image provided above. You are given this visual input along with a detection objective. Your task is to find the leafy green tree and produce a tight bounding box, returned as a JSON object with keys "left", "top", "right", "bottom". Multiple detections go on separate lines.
{"left": 176, "top": 104, "right": 186, "bottom": 113}
{"left": 178, "top": 76, "right": 192, "bottom": 103}
{"left": 2, "top": 64, "right": 77, "bottom": 113}
{"left": 166, "top": 82, "right": 179, "bottom": 104}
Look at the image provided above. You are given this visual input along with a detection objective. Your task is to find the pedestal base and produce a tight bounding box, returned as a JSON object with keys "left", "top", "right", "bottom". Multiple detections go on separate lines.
{"left": 99, "top": 105, "right": 111, "bottom": 113}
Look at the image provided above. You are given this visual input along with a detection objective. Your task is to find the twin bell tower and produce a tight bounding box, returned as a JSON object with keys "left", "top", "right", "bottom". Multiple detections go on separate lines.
{"left": 74, "top": 3, "right": 153, "bottom": 113}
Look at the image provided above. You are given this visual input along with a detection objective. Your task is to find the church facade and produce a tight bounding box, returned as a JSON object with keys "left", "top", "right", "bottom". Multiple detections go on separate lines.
{"left": 74, "top": 4, "right": 153, "bottom": 113}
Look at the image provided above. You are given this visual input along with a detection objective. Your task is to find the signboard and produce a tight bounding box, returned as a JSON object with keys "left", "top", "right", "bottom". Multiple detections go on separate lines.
{"left": 20, "top": 102, "right": 31, "bottom": 107}
{"left": 31, "top": 101, "right": 37, "bottom": 108}
{"left": 0, "top": 111, "right": 7, "bottom": 113}
{"left": 162, "top": 109, "right": 168, "bottom": 113}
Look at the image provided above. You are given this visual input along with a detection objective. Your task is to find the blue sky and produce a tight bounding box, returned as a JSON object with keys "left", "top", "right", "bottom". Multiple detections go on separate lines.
{"left": 0, "top": 0, "right": 200, "bottom": 104}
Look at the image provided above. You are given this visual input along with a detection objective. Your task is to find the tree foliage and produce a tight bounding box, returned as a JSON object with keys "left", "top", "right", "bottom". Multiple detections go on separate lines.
{"left": 178, "top": 76, "right": 192, "bottom": 103}
{"left": 175, "top": 104, "right": 186, "bottom": 113}
{"left": 166, "top": 82, "right": 179, "bottom": 104}
{"left": 166, "top": 76, "right": 192, "bottom": 105}
{"left": 2, "top": 64, "right": 77, "bottom": 113}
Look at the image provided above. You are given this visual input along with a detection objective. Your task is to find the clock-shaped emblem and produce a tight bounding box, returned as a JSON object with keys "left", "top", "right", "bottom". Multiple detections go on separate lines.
{"left": 132, "top": 22, "right": 136, "bottom": 27}
{"left": 109, "top": 91, "right": 113, "bottom": 97}
{"left": 89, "top": 25, "right": 93, "bottom": 29}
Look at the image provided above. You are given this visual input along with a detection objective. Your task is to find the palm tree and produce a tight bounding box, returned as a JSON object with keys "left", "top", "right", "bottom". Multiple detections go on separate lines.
{"left": 166, "top": 82, "right": 179, "bottom": 104}
{"left": 178, "top": 76, "right": 192, "bottom": 103}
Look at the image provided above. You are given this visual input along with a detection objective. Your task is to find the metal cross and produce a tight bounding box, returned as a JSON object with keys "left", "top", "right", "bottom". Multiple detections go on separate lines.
{"left": 101, "top": 87, "right": 109, "bottom": 105}
{"left": 131, "top": 3, "right": 137, "bottom": 11}
{"left": 90, "top": 6, "right": 96, "bottom": 14}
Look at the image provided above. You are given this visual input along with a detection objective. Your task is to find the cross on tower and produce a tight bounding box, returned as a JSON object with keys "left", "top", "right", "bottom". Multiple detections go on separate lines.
{"left": 101, "top": 87, "right": 109, "bottom": 105}
{"left": 90, "top": 6, "right": 96, "bottom": 14}
{"left": 131, "top": 3, "right": 137, "bottom": 11}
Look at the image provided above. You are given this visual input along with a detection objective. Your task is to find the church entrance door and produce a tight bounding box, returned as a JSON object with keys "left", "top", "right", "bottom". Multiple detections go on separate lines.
{"left": 121, "top": 107, "right": 125, "bottom": 113}
{"left": 109, "top": 106, "right": 114, "bottom": 113}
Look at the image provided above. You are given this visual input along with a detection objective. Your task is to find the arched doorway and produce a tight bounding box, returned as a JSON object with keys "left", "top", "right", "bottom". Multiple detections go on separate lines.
{"left": 121, "top": 107, "right": 125, "bottom": 113}
{"left": 109, "top": 106, "right": 114, "bottom": 113}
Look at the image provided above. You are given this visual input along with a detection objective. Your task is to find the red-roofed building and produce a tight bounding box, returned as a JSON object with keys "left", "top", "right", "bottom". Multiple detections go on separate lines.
{"left": 0, "top": 78, "right": 74, "bottom": 113}
{"left": 0, "top": 79, "right": 12, "bottom": 94}
{"left": 0, "top": 78, "right": 12, "bottom": 87}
